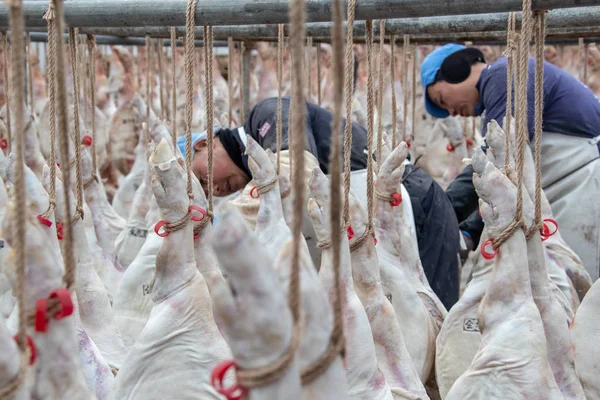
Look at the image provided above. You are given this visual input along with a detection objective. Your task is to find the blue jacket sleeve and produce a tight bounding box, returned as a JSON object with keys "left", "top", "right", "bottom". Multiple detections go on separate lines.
{"left": 480, "top": 66, "right": 509, "bottom": 136}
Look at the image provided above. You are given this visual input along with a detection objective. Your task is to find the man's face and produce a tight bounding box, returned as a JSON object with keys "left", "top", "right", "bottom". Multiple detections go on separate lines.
{"left": 191, "top": 139, "right": 250, "bottom": 197}
{"left": 426, "top": 64, "right": 484, "bottom": 118}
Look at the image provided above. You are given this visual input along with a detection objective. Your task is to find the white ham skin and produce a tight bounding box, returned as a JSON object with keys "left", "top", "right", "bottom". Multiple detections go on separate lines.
{"left": 308, "top": 168, "right": 393, "bottom": 400}
{"left": 115, "top": 158, "right": 153, "bottom": 269}
{"left": 208, "top": 210, "right": 303, "bottom": 400}
{"left": 112, "top": 139, "right": 230, "bottom": 399}
{"left": 374, "top": 143, "right": 444, "bottom": 383}
{"left": 3, "top": 196, "right": 92, "bottom": 399}
{"left": 571, "top": 279, "right": 600, "bottom": 399}
{"left": 445, "top": 149, "right": 562, "bottom": 400}
{"left": 80, "top": 147, "right": 125, "bottom": 296}
{"left": 0, "top": 173, "right": 15, "bottom": 318}
{"left": 111, "top": 197, "right": 162, "bottom": 348}
{"left": 112, "top": 131, "right": 148, "bottom": 219}
{"left": 435, "top": 230, "right": 494, "bottom": 398}
{"left": 42, "top": 165, "right": 128, "bottom": 372}
{"left": 0, "top": 315, "right": 33, "bottom": 399}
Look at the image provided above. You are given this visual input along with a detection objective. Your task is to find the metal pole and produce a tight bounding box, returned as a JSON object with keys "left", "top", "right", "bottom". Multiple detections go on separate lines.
{"left": 2, "top": 0, "right": 600, "bottom": 28}
{"left": 23, "top": 32, "right": 229, "bottom": 47}
{"left": 11, "top": 6, "right": 600, "bottom": 39}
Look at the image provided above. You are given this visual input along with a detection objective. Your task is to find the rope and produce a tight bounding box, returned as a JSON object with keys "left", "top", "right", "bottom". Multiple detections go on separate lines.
{"left": 342, "top": 0, "right": 356, "bottom": 225}
{"left": 1, "top": 2, "right": 29, "bottom": 397}
{"left": 276, "top": 24, "right": 284, "bottom": 176}
{"left": 288, "top": 39, "right": 294, "bottom": 177}
{"left": 504, "top": 12, "right": 517, "bottom": 170}
{"left": 238, "top": 41, "right": 245, "bottom": 122}
{"left": 306, "top": 36, "right": 312, "bottom": 100}
{"left": 171, "top": 27, "right": 177, "bottom": 148}
{"left": 68, "top": 27, "right": 84, "bottom": 223}
{"left": 303, "top": 0, "right": 346, "bottom": 383}
{"left": 145, "top": 35, "right": 152, "bottom": 151}
{"left": 55, "top": 0, "right": 77, "bottom": 291}
{"left": 204, "top": 25, "right": 214, "bottom": 216}
{"left": 40, "top": 4, "right": 57, "bottom": 220}
{"left": 227, "top": 36, "right": 233, "bottom": 128}
{"left": 87, "top": 35, "right": 97, "bottom": 180}
{"left": 157, "top": 39, "right": 166, "bottom": 120}
{"left": 365, "top": 20, "right": 375, "bottom": 232}
{"left": 349, "top": 226, "right": 374, "bottom": 252}
{"left": 490, "top": 0, "right": 532, "bottom": 250}
{"left": 375, "top": 20, "right": 386, "bottom": 173}
{"left": 80, "top": 35, "right": 87, "bottom": 127}
{"left": 402, "top": 34, "right": 409, "bottom": 143}
{"left": 526, "top": 11, "right": 546, "bottom": 239}
{"left": 26, "top": 33, "right": 33, "bottom": 114}
{"left": 390, "top": 34, "right": 396, "bottom": 149}
{"left": 411, "top": 45, "right": 416, "bottom": 144}
{"left": 1, "top": 33, "right": 11, "bottom": 153}
{"left": 316, "top": 42, "right": 322, "bottom": 105}
{"left": 185, "top": 0, "right": 198, "bottom": 204}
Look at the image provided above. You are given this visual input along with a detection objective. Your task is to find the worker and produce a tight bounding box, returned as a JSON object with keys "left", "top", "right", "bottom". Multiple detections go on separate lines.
{"left": 178, "top": 95, "right": 461, "bottom": 309}
{"left": 421, "top": 43, "right": 600, "bottom": 280}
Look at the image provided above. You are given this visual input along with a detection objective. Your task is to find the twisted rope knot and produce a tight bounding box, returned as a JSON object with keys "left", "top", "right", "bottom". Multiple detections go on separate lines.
{"left": 83, "top": 174, "right": 98, "bottom": 189}
{"left": 43, "top": 1, "right": 56, "bottom": 21}
{"left": 70, "top": 206, "right": 84, "bottom": 224}
{"left": 236, "top": 324, "right": 301, "bottom": 387}
{"left": 491, "top": 216, "right": 526, "bottom": 251}
{"left": 257, "top": 176, "right": 278, "bottom": 195}
{"left": 503, "top": 33, "right": 519, "bottom": 57}
{"left": 349, "top": 225, "right": 374, "bottom": 252}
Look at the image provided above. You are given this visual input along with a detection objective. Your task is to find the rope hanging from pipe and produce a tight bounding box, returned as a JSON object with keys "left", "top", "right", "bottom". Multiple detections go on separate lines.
{"left": 276, "top": 24, "right": 284, "bottom": 176}
{"left": 68, "top": 27, "right": 84, "bottom": 223}
{"left": 365, "top": 20, "right": 375, "bottom": 231}
{"left": 227, "top": 36, "right": 233, "bottom": 129}
{"left": 171, "top": 27, "right": 177, "bottom": 148}
{"left": 342, "top": 0, "right": 357, "bottom": 225}
{"left": 203, "top": 24, "right": 214, "bottom": 217}
{"left": 527, "top": 10, "right": 546, "bottom": 239}
{"left": 375, "top": 19, "right": 386, "bottom": 173}
{"left": 86, "top": 34, "right": 97, "bottom": 186}
{"left": 1, "top": 33, "right": 11, "bottom": 154}
{"left": 0, "top": 1, "right": 30, "bottom": 396}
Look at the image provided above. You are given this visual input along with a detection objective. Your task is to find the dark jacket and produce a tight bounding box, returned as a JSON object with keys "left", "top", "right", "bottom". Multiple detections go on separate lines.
{"left": 243, "top": 97, "right": 368, "bottom": 174}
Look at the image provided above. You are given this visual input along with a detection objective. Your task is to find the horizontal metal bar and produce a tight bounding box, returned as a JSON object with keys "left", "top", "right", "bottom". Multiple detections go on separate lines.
{"left": 25, "top": 32, "right": 230, "bottom": 47}
{"left": 2, "top": 0, "right": 600, "bottom": 28}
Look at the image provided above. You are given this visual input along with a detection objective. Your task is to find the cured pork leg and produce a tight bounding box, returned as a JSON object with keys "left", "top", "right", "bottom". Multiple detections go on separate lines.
{"left": 208, "top": 210, "right": 303, "bottom": 400}
{"left": 112, "top": 139, "right": 230, "bottom": 399}
{"left": 308, "top": 168, "right": 393, "bottom": 400}
{"left": 445, "top": 149, "right": 562, "bottom": 400}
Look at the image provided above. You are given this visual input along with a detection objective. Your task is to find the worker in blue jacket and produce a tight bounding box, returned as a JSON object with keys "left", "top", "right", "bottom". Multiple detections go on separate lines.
{"left": 421, "top": 43, "right": 600, "bottom": 280}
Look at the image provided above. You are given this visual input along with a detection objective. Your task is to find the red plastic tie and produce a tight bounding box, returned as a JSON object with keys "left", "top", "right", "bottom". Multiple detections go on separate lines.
{"left": 347, "top": 226, "right": 355, "bottom": 241}
{"left": 82, "top": 135, "right": 93, "bottom": 147}
{"left": 406, "top": 141, "right": 411, "bottom": 149}
{"left": 250, "top": 186, "right": 259, "bottom": 198}
{"left": 478, "top": 209, "right": 482, "bottom": 217}
{"left": 541, "top": 218, "right": 558, "bottom": 241}
{"left": 56, "top": 222, "right": 64, "bottom": 241}
{"left": 193, "top": 232, "right": 199, "bottom": 240}
{"left": 0, "top": 138, "right": 7, "bottom": 149}
{"left": 390, "top": 192, "right": 402, "bottom": 207}
{"left": 49, "top": 288, "right": 74, "bottom": 320}
{"left": 446, "top": 143, "right": 455, "bottom": 152}
{"left": 374, "top": 237, "right": 378, "bottom": 245}
{"left": 189, "top": 205, "right": 207, "bottom": 222}
{"left": 154, "top": 220, "right": 170, "bottom": 237}
{"left": 37, "top": 214, "right": 53, "bottom": 228}
{"left": 480, "top": 238, "right": 498, "bottom": 260}
{"left": 35, "top": 298, "right": 49, "bottom": 333}
{"left": 210, "top": 360, "right": 247, "bottom": 400}
{"left": 13, "top": 335, "right": 36, "bottom": 365}
{"left": 466, "top": 138, "right": 474, "bottom": 147}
